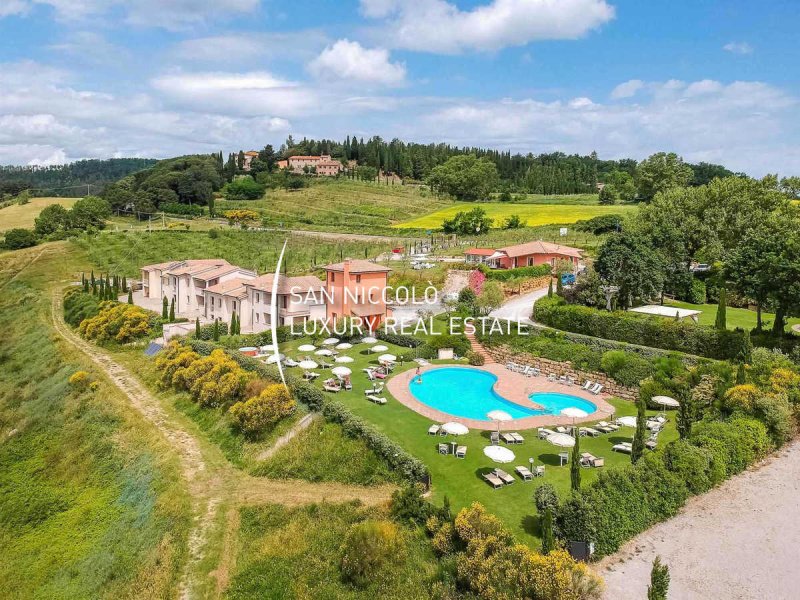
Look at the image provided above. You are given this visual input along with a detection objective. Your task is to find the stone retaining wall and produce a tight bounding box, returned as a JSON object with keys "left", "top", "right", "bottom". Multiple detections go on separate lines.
{"left": 500, "top": 275, "right": 551, "bottom": 298}
{"left": 485, "top": 344, "right": 639, "bottom": 402}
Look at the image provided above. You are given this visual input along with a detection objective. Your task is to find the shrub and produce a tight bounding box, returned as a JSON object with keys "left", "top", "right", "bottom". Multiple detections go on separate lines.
{"left": 229, "top": 384, "right": 296, "bottom": 435}
{"left": 340, "top": 520, "right": 403, "bottom": 588}
{"left": 63, "top": 288, "right": 101, "bottom": 327}
{"left": 686, "top": 278, "right": 707, "bottom": 304}
{"left": 575, "top": 214, "right": 624, "bottom": 235}
{"left": 375, "top": 330, "right": 423, "bottom": 348}
{"left": 160, "top": 202, "right": 204, "bottom": 216}
{"left": 535, "top": 296, "right": 749, "bottom": 360}
{"left": 534, "top": 483, "right": 559, "bottom": 514}
{"left": 224, "top": 176, "right": 266, "bottom": 201}
{"left": 68, "top": 371, "right": 92, "bottom": 391}
{"left": 662, "top": 440, "right": 715, "bottom": 494}
{"left": 465, "top": 351, "right": 485, "bottom": 366}
{"left": 600, "top": 350, "right": 654, "bottom": 387}
{"left": 723, "top": 384, "right": 760, "bottom": 412}
{"left": 483, "top": 264, "right": 551, "bottom": 282}
{"left": 690, "top": 418, "right": 771, "bottom": 477}
{"left": 78, "top": 301, "right": 154, "bottom": 342}
{"left": 2, "top": 228, "right": 38, "bottom": 250}
{"left": 390, "top": 484, "right": 431, "bottom": 525}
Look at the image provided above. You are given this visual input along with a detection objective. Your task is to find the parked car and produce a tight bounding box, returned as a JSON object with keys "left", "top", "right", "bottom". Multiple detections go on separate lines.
{"left": 561, "top": 273, "right": 576, "bottom": 286}
{"left": 691, "top": 263, "right": 711, "bottom": 273}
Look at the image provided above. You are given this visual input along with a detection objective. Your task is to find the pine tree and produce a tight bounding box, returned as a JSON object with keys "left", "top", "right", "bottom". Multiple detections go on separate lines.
{"left": 631, "top": 396, "right": 647, "bottom": 463}
{"left": 647, "top": 556, "right": 670, "bottom": 600}
{"left": 570, "top": 427, "right": 581, "bottom": 491}
{"left": 169, "top": 297, "right": 175, "bottom": 322}
{"left": 127, "top": 289, "right": 133, "bottom": 304}
{"left": 541, "top": 508, "right": 555, "bottom": 555}
{"left": 162, "top": 296, "right": 169, "bottom": 319}
{"left": 195, "top": 317, "right": 201, "bottom": 338}
{"left": 715, "top": 284, "right": 727, "bottom": 330}
{"left": 547, "top": 277, "right": 554, "bottom": 298}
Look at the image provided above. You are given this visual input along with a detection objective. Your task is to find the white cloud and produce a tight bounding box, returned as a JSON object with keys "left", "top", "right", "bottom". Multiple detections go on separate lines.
{"left": 308, "top": 39, "right": 406, "bottom": 86}
{"left": 610, "top": 79, "right": 644, "bottom": 99}
{"left": 171, "top": 30, "right": 329, "bottom": 63}
{"left": 723, "top": 42, "right": 753, "bottom": 55}
{"left": 361, "top": 0, "right": 615, "bottom": 53}
{"left": 2, "top": 0, "right": 259, "bottom": 29}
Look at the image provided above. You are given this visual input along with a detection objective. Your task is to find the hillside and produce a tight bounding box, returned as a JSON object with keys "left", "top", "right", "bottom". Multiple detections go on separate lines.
{"left": 0, "top": 197, "right": 79, "bottom": 232}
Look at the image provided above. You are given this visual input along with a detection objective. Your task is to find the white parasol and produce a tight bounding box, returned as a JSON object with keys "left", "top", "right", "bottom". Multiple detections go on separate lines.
{"left": 560, "top": 407, "right": 589, "bottom": 419}
{"left": 335, "top": 356, "right": 354, "bottom": 363}
{"left": 315, "top": 349, "right": 334, "bottom": 356}
{"left": 546, "top": 432, "right": 576, "bottom": 448}
{"left": 441, "top": 422, "right": 469, "bottom": 436}
{"left": 336, "top": 342, "right": 353, "bottom": 350}
{"left": 322, "top": 337, "right": 340, "bottom": 345}
{"left": 331, "top": 366, "right": 352, "bottom": 377}
{"left": 298, "top": 360, "right": 318, "bottom": 370}
{"left": 483, "top": 445, "right": 515, "bottom": 463}
{"left": 378, "top": 353, "right": 397, "bottom": 363}
{"left": 652, "top": 395, "right": 680, "bottom": 408}
{"left": 264, "top": 353, "right": 285, "bottom": 364}
{"left": 298, "top": 344, "right": 316, "bottom": 352}
{"left": 616, "top": 416, "right": 638, "bottom": 427}
{"left": 370, "top": 344, "right": 388, "bottom": 354}
{"left": 361, "top": 336, "right": 377, "bottom": 344}
{"left": 486, "top": 409, "right": 513, "bottom": 432}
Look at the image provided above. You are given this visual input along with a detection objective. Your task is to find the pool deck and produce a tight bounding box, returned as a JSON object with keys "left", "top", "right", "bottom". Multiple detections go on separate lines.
{"left": 386, "top": 363, "right": 615, "bottom": 431}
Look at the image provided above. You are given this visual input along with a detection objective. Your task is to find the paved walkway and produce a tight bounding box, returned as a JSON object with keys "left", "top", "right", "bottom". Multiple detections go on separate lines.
{"left": 598, "top": 439, "right": 800, "bottom": 599}
{"left": 489, "top": 287, "right": 549, "bottom": 325}
{"left": 386, "top": 363, "right": 613, "bottom": 431}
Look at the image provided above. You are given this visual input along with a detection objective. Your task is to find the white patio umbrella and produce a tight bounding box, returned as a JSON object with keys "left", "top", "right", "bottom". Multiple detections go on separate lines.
{"left": 652, "top": 395, "right": 680, "bottom": 408}
{"left": 298, "top": 344, "right": 316, "bottom": 352}
{"left": 361, "top": 336, "right": 377, "bottom": 344}
{"left": 546, "top": 432, "right": 576, "bottom": 448}
{"left": 335, "top": 356, "right": 354, "bottom": 363}
{"left": 378, "top": 353, "right": 397, "bottom": 363}
{"left": 370, "top": 344, "right": 388, "bottom": 354}
{"left": 483, "top": 445, "right": 515, "bottom": 463}
{"left": 298, "top": 360, "right": 318, "bottom": 370}
{"left": 441, "top": 422, "right": 469, "bottom": 436}
{"left": 616, "top": 416, "right": 638, "bottom": 428}
{"left": 264, "top": 353, "right": 285, "bottom": 364}
{"left": 486, "top": 409, "right": 513, "bottom": 433}
{"left": 336, "top": 342, "right": 353, "bottom": 350}
{"left": 560, "top": 407, "right": 589, "bottom": 419}
{"left": 315, "top": 349, "right": 334, "bottom": 356}
{"left": 331, "top": 366, "right": 352, "bottom": 378}
{"left": 259, "top": 344, "right": 277, "bottom": 353}
{"left": 322, "top": 337, "right": 340, "bottom": 345}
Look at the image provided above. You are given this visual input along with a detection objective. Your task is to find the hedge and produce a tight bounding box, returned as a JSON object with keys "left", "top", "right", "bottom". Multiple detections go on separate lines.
{"left": 376, "top": 330, "right": 424, "bottom": 348}
{"left": 481, "top": 264, "right": 551, "bottom": 282}
{"left": 185, "top": 339, "right": 430, "bottom": 483}
{"left": 534, "top": 296, "right": 750, "bottom": 360}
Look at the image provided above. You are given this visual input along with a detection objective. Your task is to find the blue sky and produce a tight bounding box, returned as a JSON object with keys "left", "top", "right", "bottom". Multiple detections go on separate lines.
{"left": 0, "top": 0, "right": 798, "bottom": 175}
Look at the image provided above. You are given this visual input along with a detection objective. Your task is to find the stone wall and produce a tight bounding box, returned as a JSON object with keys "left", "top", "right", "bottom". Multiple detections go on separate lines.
{"left": 500, "top": 275, "right": 551, "bottom": 299}
{"left": 485, "top": 344, "right": 639, "bottom": 402}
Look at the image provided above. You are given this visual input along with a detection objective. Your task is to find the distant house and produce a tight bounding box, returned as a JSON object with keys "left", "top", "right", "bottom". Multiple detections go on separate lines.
{"left": 242, "top": 151, "right": 259, "bottom": 171}
{"left": 322, "top": 259, "right": 392, "bottom": 331}
{"left": 316, "top": 158, "right": 344, "bottom": 176}
{"left": 283, "top": 154, "right": 342, "bottom": 176}
{"left": 464, "top": 248, "right": 496, "bottom": 265}
{"left": 276, "top": 159, "right": 289, "bottom": 170}
{"left": 484, "top": 240, "right": 583, "bottom": 271}
{"left": 244, "top": 274, "right": 325, "bottom": 331}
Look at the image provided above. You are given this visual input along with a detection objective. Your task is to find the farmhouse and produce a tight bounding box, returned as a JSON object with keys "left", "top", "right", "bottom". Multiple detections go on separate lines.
{"left": 280, "top": 154, "right": 343, "bottom": 176}
{"left": 323, "top": 259, "right": 392, "bottom": 331}
{"left": 241, "top": 151, "right": 259, "bottom": 171}
{"left": 245, "top": 274, "right": 325, "bottom": 331}
{"left": 479, "top": 240, "right": 583, "bottom": 271}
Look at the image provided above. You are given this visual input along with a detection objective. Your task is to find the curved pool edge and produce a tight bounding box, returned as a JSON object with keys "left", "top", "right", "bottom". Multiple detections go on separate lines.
{"left": 386, "top": 363, "right": 616, "bottom": 431}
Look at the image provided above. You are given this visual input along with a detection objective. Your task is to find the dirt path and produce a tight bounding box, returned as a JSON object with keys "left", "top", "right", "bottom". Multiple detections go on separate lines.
{"left": 598, "top": 439, "right": 800, "bottom": 599}
{"left": 255, "top": 413, "right": 317, "bottom": 461}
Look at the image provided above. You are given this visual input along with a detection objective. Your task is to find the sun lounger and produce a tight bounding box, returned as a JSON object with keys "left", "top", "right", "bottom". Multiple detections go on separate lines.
{"left": 558, "top": 375, "right": 567, "bottom": 384}
{"left": 428, "top": 424, "right": 441, "bottom": 435}
{"left": 323, "top": 381, "right": 341, "bottom": 392}
{"left": 612, "top": 442, "right": 633, "bottom": 454}
{"left": 592, "top": 457, "right": 605, "bottom": 467}
{"left": 493, "top": 469, "right": 515, "bottom": 485}
{"left": 547, "top": 373, "right": 557, "bottom": 382}
{"left": 535, "top": 465, "right": 545, "bottom": 477}
{"left": 364, "top": 370, "right": 376, "bottom": 381}
{"left": 490, "top": 432, "right": 500, "bottom": 445}
{"left": 320, "top": 360, "right": 333, "bottom": 369}
{"left": 582, "top": 380, "right": 594, "bottom": 390}
{"left": 510, "top": 432, "right": 524, "bottom": 443}
{"left": 284, "top": 358, "right": 298, "bottom": 367}
{"left": 365, "top": 383, "right": 384, "bottom": 395}
{"left": 594, "top": 424, "right": 613, "bottom": 433}
{"left": 565, "top": 376, "right": 575, "bottom": 386}
{"left": 590, "top": 383, "right": 604, "bottom": 395}
{"left": 343, "top": 381, "right": 352, "bottom": 391}
{"left": 455, "top": 445, "right": 467, "bottom": 458}
{"left": 500, "top": 432, "right": 516, "bottom": 444}
{"left": 304, "top": 371, "right": 320, "bottom": 380}
{"left": 367, "top": 395, "right": 387, "bottom": 405}
{"left": 538, "top": 428, "right": 556, "bottom": 439}
{"left": 506, "top": 361, "right": 518, "bottom": 371}
{"left": 580, "top": 427, "right": 601, "bottom": 437}
{"left": 483, "top": 472, "right": 504, "bottom": 489}
{"left": 598, "top": 421, "right": 619, "bottom": 431}
{"left": 555, "top": 426, "right": 569, "bottom": 434}
{"left": 645, "top": 439, "right": 657, "bottom": 450}
{"left": 438, "top": 443, "right": 449, "bottom": 455}
{"left": 515, "top": 466, "right": 533, "bottom": 481}
{"left": 580, "top": 452, "right": 596, "bottom": 467}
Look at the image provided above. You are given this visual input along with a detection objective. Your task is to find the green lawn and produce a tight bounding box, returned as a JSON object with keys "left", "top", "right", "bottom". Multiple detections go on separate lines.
{"left": 664, "top": 299, "right": 800, "bottom": 332}
{"left": 395, "top": 202, "right": 636, "bottom": 229}
{"left": 277, "top": 334, "right": 676, "bottom": 546}
{"left": 0, "top": 197, "right": 79, "bottom": 232}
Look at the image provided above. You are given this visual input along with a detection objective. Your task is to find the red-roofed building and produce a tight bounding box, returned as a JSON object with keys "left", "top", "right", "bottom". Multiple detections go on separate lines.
{"left": 485, "top": 240, "right": 583, "bottom": 271}
{"left": 322, "top": 259, "right": 392, "bottom": 331}
{"left": 284, "top": 154, "right": 342, "bottom": 176}
{"left": 242, "top": 151, "right": 259, "bottom": 171}
{"left": 464, "top": 248, "right": 496, "bottom": 265}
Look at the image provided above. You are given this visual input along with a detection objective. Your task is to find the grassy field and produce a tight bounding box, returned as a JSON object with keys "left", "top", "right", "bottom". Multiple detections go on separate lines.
{"left": 665, "top": 299, "right": 800, "bottom": 332}
{"left": 0, "top": 244, "right": 191, "bottom": 598}
{"left": 217, "top": 179, "right": 451, "bottom": 232}
{"left": 396, "top": 202, "right": 636, "bottom": 229}
{"left": 0, "top": 197, "right": 79, "bottom": 232}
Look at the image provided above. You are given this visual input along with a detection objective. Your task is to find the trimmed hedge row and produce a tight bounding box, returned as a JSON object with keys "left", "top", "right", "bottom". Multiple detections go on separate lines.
{"left": 376, "top": 330, "right": 424, "bottom": 348}
{"left": 481, "top": 263, "right": 551, "bottom": 281}
{"left": 186, "top": 339, "right": 430, "bottom": 483}
{"left": 534, "top": 296, "right": 750, "bottom": 360}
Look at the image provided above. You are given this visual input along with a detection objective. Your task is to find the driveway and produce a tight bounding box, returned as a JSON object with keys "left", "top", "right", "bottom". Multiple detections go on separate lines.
{"left": 489, "top": 287, "right": 549, "bottom": 325}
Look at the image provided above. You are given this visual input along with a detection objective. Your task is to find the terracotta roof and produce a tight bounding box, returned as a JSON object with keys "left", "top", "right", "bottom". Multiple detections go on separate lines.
{"left": 246, "top": 274, "right": 323, "bottom": 295}
{"left": 350, "top": 304, "right": 385, "bottom": 317}
{"left": 244, "top": 151, "right": 259, "bottom": 156}
{"left": 141, "top": 260, "right": 182, "bottom": 272}
{"left": 205, "top": 278, "right": 250, "bottom": 299}
{"left": 464, "top": 248, "right": 496, "bottom": 256}
{"left": 322, "top": 259, "right": 392, "bottom": 274}
{"left": 168, "top": 259, "right": 231, "bottom": 276}
{"left": 317, "top": 160, "right": 341, "bottom": 167}
{"left": 496, "top": 240, "right": 583, "bottom": 259}
{"left": 288, "top": 155, "right": 322, "bottom": 160}
{"left": 192, "top": 265, "right": 255, "bottom": 282}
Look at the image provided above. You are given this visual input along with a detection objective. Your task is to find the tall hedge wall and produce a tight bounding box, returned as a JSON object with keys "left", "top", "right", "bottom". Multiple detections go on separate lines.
{"left": 534, "top": 297, "right": 750, "bottom": 360}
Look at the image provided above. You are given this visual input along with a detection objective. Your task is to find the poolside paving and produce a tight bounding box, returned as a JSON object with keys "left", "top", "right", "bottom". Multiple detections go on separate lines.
{"left": 386, "top": 363, "right": 614, "bottom": 431}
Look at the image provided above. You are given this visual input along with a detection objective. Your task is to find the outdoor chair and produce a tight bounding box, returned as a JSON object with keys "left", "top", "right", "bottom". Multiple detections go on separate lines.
{"left": 493, "top": 469, "right": 515, "bottom": 485}
{"left": 582, "top": 380, "right": 594, "bottom": 390}
{"left": 510, "top": 432, "right": 524, "bottom": 443}
{"left": 490, "top": 431, "right": 500, "bottom": 445}
{"left": 515, "top": 466, "right": 533, "bottom": 481}
{"left": 365, "top": 383, "right": 384, "bottom": 395}
{"left": 580, "top": 427, "right": 601, "bottom": 437}
{"left": 580, "top": 452, "right": 596, "bottom": 468}
{"left": 592, "top": 457, "right": 605, "bottom": 467}
{"left": 590, "top": 383, "right": 604, "bottom": 395}
{"left": 500, "top": 433, "right": 516, "bottom": 444}
{"left": 428, "top": 424, "right": 441, "bottom": 435}
{"left": 535, "top": 465, "right": 545, "bottom": 477}
{"left": 612, "top": 442, "right": 633, "bottom": 454}
{"left": 645, "top": 439, "right": 658, "bottom": 450}
{"left": 367, "top": 395, "right": 387, "bottom": 405}
{"left": 438, "top": 443, "right": 449, "bottom": 455}
{"left": 483, "top": 472, "right": 504, "bottom": 489}
{"left": 455, "top": 445, "right": 467, "bottom": 458}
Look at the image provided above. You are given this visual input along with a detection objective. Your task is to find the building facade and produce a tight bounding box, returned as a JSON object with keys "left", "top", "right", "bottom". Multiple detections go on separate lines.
{"left": 485, "top": 240, "right": 583, "bottom": 271}
{"left": 245, "top": 274, "right": 325, "bottom": 332}
{"left": 322, "top": 259, "right": 392, "bottom": 331}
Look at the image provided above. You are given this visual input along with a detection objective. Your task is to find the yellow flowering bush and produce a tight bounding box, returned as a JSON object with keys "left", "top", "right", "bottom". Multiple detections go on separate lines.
{"left": 723, "top": 384, "right": 761, "bottom": 412}
{"left": 229, "top": 383, "right": 295, "bottom": 435}
{"left": 223, "top": 209, "right": 259, "bottom": 225}
{"left": 340, "top": 520, "right": 403, "bottom": 588}
{"left": 68, "top": 370, "right": 92, "bottom": 390}
{"left": 78, "top": 301, "right": 154, "bottom": 343}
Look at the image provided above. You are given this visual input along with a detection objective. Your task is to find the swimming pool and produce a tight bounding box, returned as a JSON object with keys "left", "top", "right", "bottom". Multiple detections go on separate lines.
{"left": 408, "top": 367, "right": 596, "bottom": 421}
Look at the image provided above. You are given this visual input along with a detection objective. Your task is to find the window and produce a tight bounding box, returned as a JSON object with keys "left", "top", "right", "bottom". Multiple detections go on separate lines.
{"left": 528, "top": 257, "right": 534, "bottom": 266}
{"left": 330, "top": 273, "right": 335, "bottom": 283}
{"left": 255, "top": 313, "right": 260, "bottom": 323}
{"left": 255, "top": 292, "right": 260, "bottom": 303}
{"left": 233, "top": 301, "right": 237, "bottom": 310}
{"left": 355, "top": 274, "right": 361, "bottom": 283}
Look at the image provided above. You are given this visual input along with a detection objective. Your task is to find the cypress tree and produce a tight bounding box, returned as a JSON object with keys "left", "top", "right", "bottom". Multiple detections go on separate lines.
{"left": 736, "top": 362, "right": 747, "bottom": 385}
{"left": 230, "top": 312, "right": 237, "bottom": 336}
{"left": 570, "top": 427, "right": 581, "bottom": 491}
{"left": 169, "top": 297, "right": 175, "bottom": 322}
{"left": 195, "top": 317, "right": 201, "bottom": 338}
{"left": 647, "top": 556, "right": 670, "bottom": 600}
{"left": 631, "top": 396, "right": 647, "bottom": 463}
{"left": 122, "top": 276, "right": 128, "bottom": 293}
{"left": 81, "top": 273, "right": 85, "bottom": 287}
{"left": 162, "top": 296, "right": 169, "bottom": 319}
{"left": 213, "top": 319, "right": 220, "bottom": 342}
{"left": 715, "top": 284, "right": 727, "bottom": 330}
{"left": 541, "top": 508, "right": 555, "bottom": 555}
{"left": 90, "top": 270, "right": 95, "bottom": 287}
{"left": 556, "top": 273, "right": 564, "bottom": 296}
{"left": 127, "top": 289, "right": 134, "bottom": 304}
{"left": 547, "top": 277, "right": 553, "bottom": 298}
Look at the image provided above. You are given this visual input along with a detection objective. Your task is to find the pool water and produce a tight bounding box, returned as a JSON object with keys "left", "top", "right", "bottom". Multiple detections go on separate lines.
{"left": 408, "top": 367, "right": 596, "bottom": 421}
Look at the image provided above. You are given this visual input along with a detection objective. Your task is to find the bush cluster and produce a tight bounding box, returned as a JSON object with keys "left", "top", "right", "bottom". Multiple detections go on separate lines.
{"left": 479, "top": 263, "right": 551, "bottom": 282}
{"left": 63, "top": 288, "right": 101, "bottom": 327}
{"left": 78, "top": 301, "right": 155, "bottom": 343}
{"left": 229, "top": 383, "right": 296, "bottom": 435}
{"left": 534, "top": 296, "right": 750, "bottom": 360}
{"left": 465, "top": 351, "right": 485, "bottom": 366}
{"left": 375, "top": 330, "right": 424, "bottom": 348}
